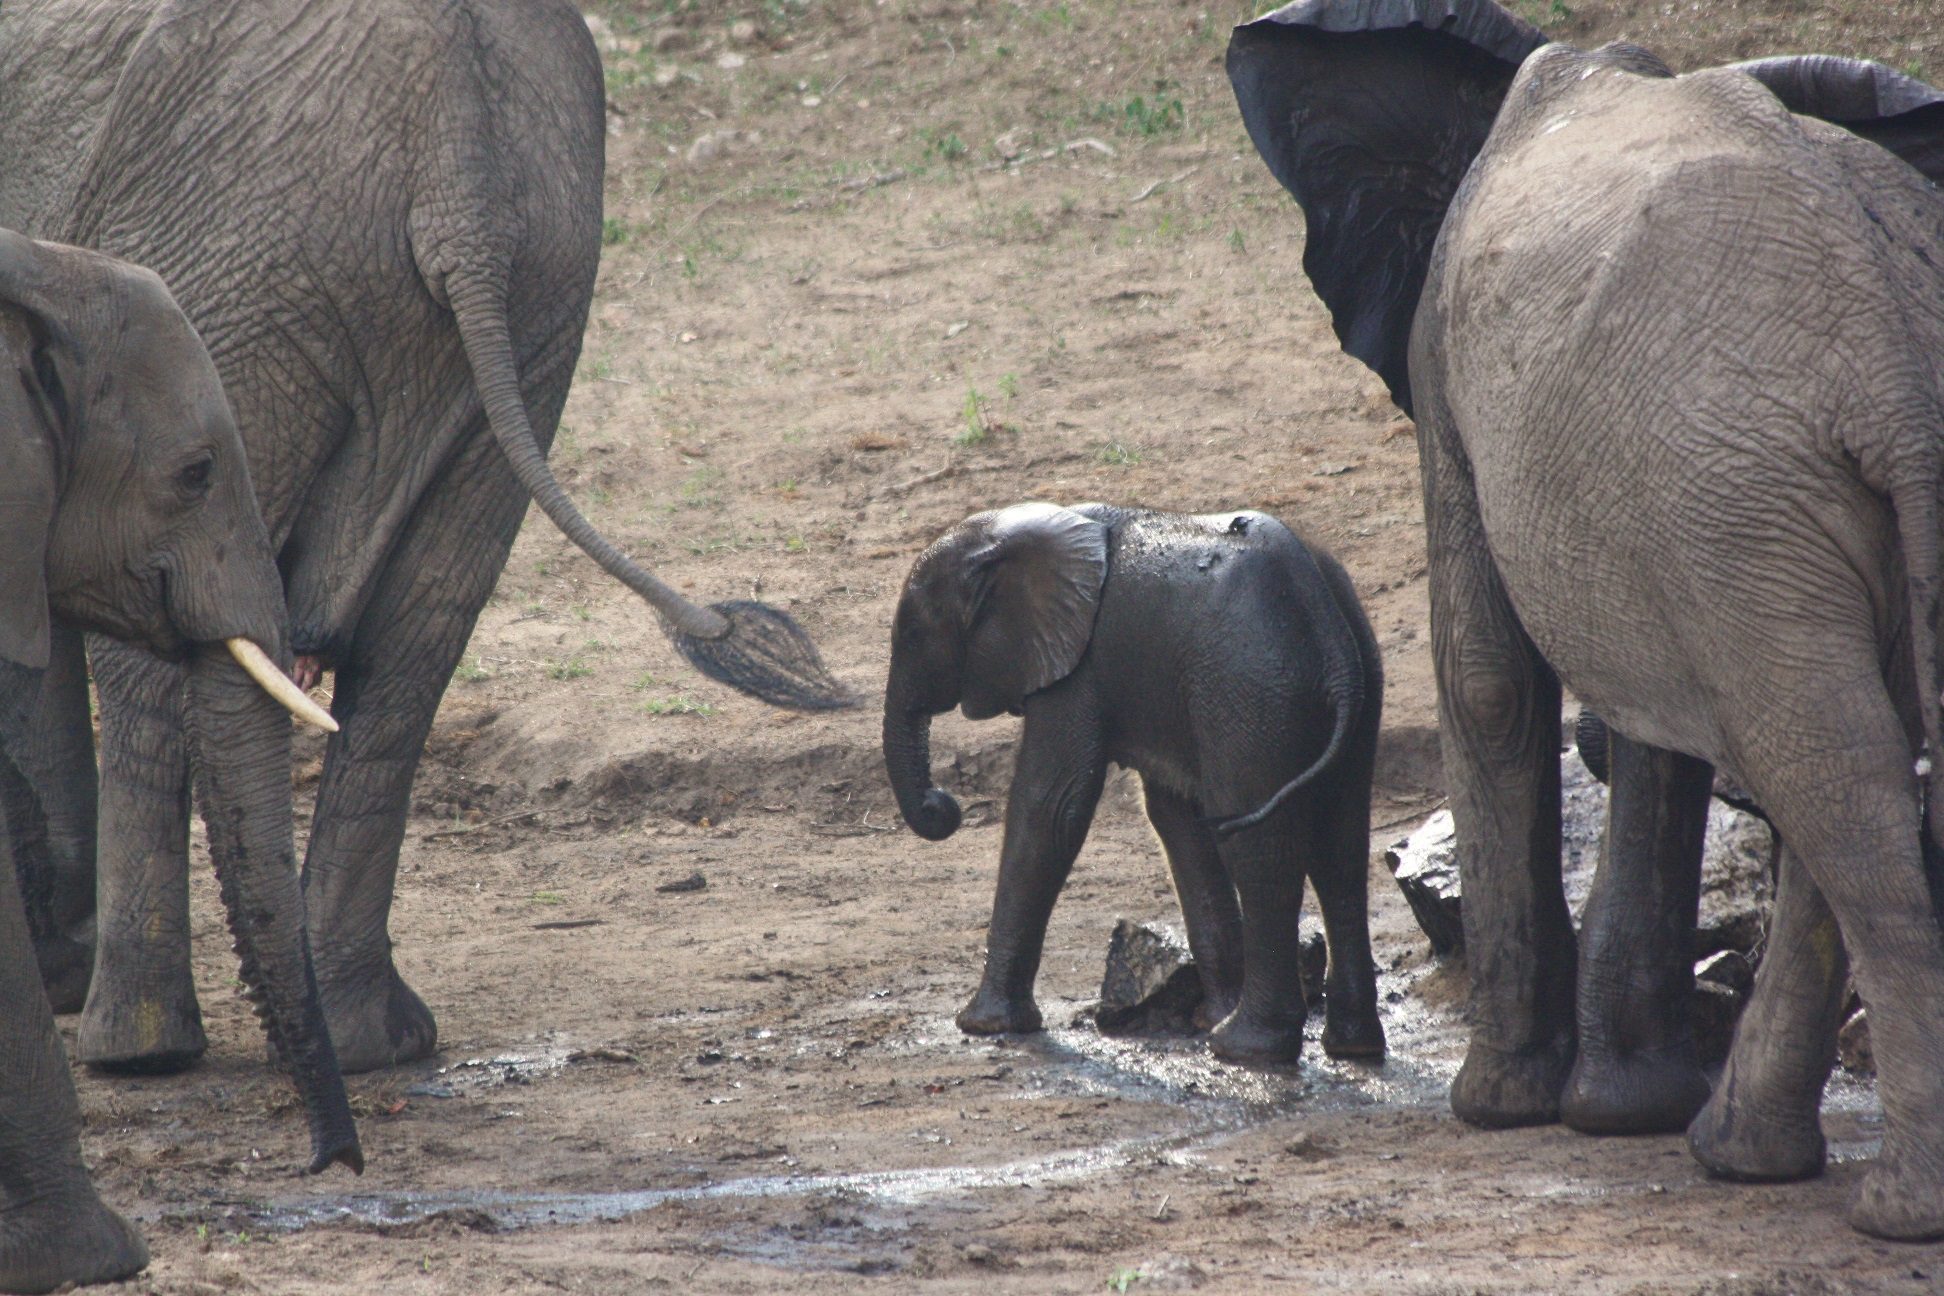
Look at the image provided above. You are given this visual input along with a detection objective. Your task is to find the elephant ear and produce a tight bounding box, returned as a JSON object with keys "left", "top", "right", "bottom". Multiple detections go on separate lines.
{"left": 1227, "top": 0, "right": 1547, "bottom": 416}
{"left": 0, "top": 233, "right": 74, "bottom": 672}
{"left": 960, "top": 503, "right": 1108, "bottom": 721}
{"left": 1732, "top": 56, "right": 1944, "bottom": 185}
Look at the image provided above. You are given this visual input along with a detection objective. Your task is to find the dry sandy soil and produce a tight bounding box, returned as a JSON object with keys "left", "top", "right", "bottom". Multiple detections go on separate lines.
{"left": 59, "top": 1, "right": 1944, "bottom": 1292}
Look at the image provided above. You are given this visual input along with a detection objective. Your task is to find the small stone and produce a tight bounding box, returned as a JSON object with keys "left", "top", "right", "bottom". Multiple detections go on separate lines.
{"left": 960, "top": 1242, "right": 996, "bottom": 1265}
{"left": 716, "top": 51, "right": 746, "bottom": 70}
{"left": 1384, "top": 809, "right": 1463, "bottom": 956}
{"left": 801, "top": 95, "right": 822, "bottom": 108}
{"left": 1838, "top": 1007, "right": 1874, "bottom": 1073}
{"left": 1284, "top": 1131, "right": 1337, "bottom": 1161}
{"left": 1692, "top": 980, "right": 1742, "bottom": 1068}
{"left": 729, "top": 19, "right": 761, "bottom": 44}
{"left": 652, "top": 28, "right": 690, "bottom": 53}
{"left": 686, "top": 129, "right": 738, "bottom": 164}
{"left": 1695, "top": 949, "right": 1753, "bottom": 997}
{"left": 1298, "top": 923, "right": 1327, "bottom": 1006}
{"left": 994, "top": 127, "right": 1027, "bottom": 160}
{"left": 653, "top": 65, "right": 682, "bottom": 88}
{"left": 656, "top": 871, "right": 707, "bottom": 894}
{"left": 583, "top": 14, "right": 618, "bottom": 51}
{"left": 1097, "top": 919, "right": 1203, "bottom": 1035}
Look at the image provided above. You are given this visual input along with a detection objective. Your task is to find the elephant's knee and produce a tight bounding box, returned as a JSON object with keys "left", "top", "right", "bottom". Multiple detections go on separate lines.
{"left": 1448, "top": 663, "right": 1528, "bottom": 751}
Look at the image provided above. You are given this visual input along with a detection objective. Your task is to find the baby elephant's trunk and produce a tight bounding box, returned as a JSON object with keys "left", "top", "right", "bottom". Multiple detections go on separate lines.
{"left": 882, "top": 672, "right": 963, "bottom": 841}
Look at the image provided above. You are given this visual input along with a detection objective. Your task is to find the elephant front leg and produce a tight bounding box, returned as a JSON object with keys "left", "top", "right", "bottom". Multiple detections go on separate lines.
{"left": 1421, "top": 411, "right": 1576, "bottom": 1127}
{"left": 958, "top": 690, "right": 1106, "bottom": 1037}
{"left": 76, "top": 640, "right": 206, "bottom": 1072}
{"left": 10, "top": 624, "right": 101, "bottom": 1013}
{"left": 1562, "top": 733, "right": 1712, "bottom": 1134}
{"left": 0, "top": 828, "right": 148, "bottom": 1292}
{"left": 1141, "top": 780, "right": 1243, "bottom": 1031}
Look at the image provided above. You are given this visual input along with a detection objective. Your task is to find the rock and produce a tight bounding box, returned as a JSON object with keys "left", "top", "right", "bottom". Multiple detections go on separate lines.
{"left": 652, "top": 27, "right": 690, "bottom": 53}
{"left": 686, "top": 129, "right": 739, "bottom": 164}
{"left": 1838, "top": 1007, "right": 1874, "bottom": 1073}
{"left": 583, "top": 14, "right": 617, "bottom": 51}
{"left": 729, "top": 19, "right": 761, "bottom": 44}
{"left": 1283, "top": 1130, "right": 1337, "bottom": 1161}
{"left": 716, "top": 51, "right": 746, "bottom": 70}
{"left": 1386, "top": 742, "right": 1775, "bottom": 959}
{"left": 1384, "top": 809, "right": 1463, "bottom": 956}
{"left": 656, "top": 871, "right": 707, "bottom": 894}
{"left": 1695, "top": 949, "right": 1753, "bottom": 997}
{"left": 1298, "top": 922, "right": 1327, "bottom": 1006}
{"left": 1097, "top": 919, "right": 1203, "bottom": 1035}
{"left": 1692, "top": 979, "right": 1742, "bottom": 1067}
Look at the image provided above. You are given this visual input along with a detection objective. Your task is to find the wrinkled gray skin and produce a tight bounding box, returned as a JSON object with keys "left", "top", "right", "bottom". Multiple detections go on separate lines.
{"left": 1411, "top": 47, "right": 1944, "bottom": 1239}
{"left": 0, "top": 0, "right": 843, "bottom": 1077}
{"left": 0, "top": 229, "right": 362, "bottom": 1293}
{"left": 884, "top": 503, "right": 1385, "bottom": 1066}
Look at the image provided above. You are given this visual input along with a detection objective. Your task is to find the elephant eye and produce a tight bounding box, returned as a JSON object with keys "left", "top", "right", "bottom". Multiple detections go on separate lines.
{"left": 175, "top": 454, "right": 214, "bottom": 497}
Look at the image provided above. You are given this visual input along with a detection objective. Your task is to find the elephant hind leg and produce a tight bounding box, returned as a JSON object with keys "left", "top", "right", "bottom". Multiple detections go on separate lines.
{"left": 1562, "top": 733, "right": 1713, "bottom": 1135}
{"left": 1687, "top": 845, "right": 1845, "bottom": 1183}
{"left": 1420, "top": 396, "right": 1575, "bottom": 1127}
{"left": 301, "top": 435, "right": 535, "bottom": 1073}
{"left": 1700, "top": 673, "right": 1944, "bottom": 1239}
{"left": 1205, "top": 822, "right": 1309, "bottom": 1067}
{"left": 1142, "top": 780, "right": 1243, "bottom": 1030}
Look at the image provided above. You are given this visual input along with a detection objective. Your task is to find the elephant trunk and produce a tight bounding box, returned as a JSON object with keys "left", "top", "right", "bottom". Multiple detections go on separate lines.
{"left": 883, "top": 661, "right": 962, "bottom": 841}
{"left": 184, "top": 647, "right": 361, "bottom": 1175}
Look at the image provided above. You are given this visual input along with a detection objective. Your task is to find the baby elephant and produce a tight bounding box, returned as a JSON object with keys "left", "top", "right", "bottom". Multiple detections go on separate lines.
{"left": 883, "top": 502, "right": 1385, "bottom": 1066}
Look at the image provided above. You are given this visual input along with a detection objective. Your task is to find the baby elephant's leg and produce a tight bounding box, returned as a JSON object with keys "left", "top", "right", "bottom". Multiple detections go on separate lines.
{"left": 1143, "top": 781, "right": 1243, "bottom": 1029}
{"left": 957, "top": 692, "right": 1107, "bottom": 1036}
{"left": 1307, "top": 788, "right": 1386, "bottom": 1059}
{"left": 1206, "top": 825, "right": 1310, "bottom": 1066}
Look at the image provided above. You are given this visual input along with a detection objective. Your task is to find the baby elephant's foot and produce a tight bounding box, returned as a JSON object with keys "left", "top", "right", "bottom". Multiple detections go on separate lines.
{"left": 956, "top": 988, "right": 1043, "bottom": 1036}
{"left": 1450, "top": 1035, "right": 1573, "bottom": 1129}
{"left": 1560, "top": 1043, "right": 1709, "bottom": 1135}
{"left": 1687, "top": 1088, "right": 1825, "bottom": 1183}
{"left": 1851, "top": 1155, "right": 1944, "bottom": 1241}
{"left": 1208, "top": 1010, "right": 1305, "bottom": 1068}
{"left": 1321, "top": 999, "right": 1386, "bottom": 1060}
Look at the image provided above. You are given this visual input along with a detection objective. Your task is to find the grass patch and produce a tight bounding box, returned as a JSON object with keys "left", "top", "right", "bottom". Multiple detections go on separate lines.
{"left": 1096, "top": 440, "right": 1142, "bottom": 466}
{"left": 642, "top": 694, "right": 717, "bottom": 717}
{"left": 957, "top": 386, "right": 990, "bottom": 445}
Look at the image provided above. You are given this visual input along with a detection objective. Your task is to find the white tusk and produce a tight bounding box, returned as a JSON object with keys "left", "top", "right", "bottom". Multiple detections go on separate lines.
{"left": 225, "top": 638, "right": 340, "bottom": 734}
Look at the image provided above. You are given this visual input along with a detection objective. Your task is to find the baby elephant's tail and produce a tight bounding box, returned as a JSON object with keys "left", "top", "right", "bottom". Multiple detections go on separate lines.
{"left": 1210, "top": 536, "right": 1365, "bottom": 840}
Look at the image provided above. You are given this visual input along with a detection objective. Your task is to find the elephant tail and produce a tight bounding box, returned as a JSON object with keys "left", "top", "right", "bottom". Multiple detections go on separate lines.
{"left": 1210, "top": 538, "right": 1368, "bottom": 840}
{"left": 444, "top": 275, "right": 852, "bottom": 711}
{"left": 1890, "top": 460, "right": 1944, "bottom": 854}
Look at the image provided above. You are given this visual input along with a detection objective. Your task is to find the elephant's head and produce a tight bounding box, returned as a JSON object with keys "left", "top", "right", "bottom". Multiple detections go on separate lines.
{"left": 1227, "top": 0, "right": 1944, "bottom": 417}
{"left": 0, "top": 229, "right": 358, "bottom": 1174}
{"left": 882, "top": 503, "right": 1108, "bottom": 841}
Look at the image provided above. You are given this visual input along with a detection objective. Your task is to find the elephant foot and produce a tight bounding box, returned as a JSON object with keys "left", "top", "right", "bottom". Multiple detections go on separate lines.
{"left": 76, "top": 983, "right": 206, "bottom": 1074}
{"left": 1560, "top": 1043, "right": 1710, "bottom": 1135}
{"left": 1449, "top": 1035, "right": 1573, "bottom": 1129}
{"left": 955, "top": 987, "right": 1043, "bottom": 1036}
{"left": 1320, "top": 998, "right": 1386, "bottom": 1060}
{"left": 32, "top": 925, "right": 94, "bottom": 1015}
{"left": 0, "top": 1190, "right": 149, "bottom": 1293}
{"left": 320, "top": 965, "right": 438, "bottom": 1073}
{"left": 1851, "top": 1157, "right": 1944, "bottom": 1242}
{"left": 1687, "top": 1088, "right": 1825, "bottom": 1182}
{"left": 1208, "top": 1010, "right": 1305, "bottom": 1068}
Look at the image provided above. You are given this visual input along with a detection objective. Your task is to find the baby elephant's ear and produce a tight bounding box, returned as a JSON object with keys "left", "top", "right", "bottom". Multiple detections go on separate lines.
{"left": 960, "top": 503, "right": 1108, "bottom": 720}
{"left": 1227, "top": 0, "right": 1547, "bottom": 416}
{"left": 1732, "top": 55, "right": 1944, "bottom": 185}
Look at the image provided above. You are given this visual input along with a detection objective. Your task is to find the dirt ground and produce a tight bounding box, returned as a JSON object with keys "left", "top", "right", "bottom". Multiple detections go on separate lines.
{"left": 60, "top": 1, "right": 1944, "bottom": 1292}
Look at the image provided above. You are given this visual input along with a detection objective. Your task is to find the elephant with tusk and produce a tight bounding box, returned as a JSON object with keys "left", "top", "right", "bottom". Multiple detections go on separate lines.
{"left": 0, "top": 0, "right": 853, "bottom": 1078}
{"left": 883, "top": 503, "right": 1386, "bottom": 1067}
{"left": 0, "top": 226, "right": 361, "bottom": 1292}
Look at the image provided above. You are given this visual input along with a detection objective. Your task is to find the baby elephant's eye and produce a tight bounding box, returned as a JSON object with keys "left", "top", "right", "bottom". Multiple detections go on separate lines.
{"left": 176, "top": 454, "right": 215, "bottom": 496}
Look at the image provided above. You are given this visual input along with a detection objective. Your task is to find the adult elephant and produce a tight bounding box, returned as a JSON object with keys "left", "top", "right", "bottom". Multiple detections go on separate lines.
{"left": 1230, "top": 1, "right": 1944, "bottom": 1142}
{"left": 1231, "top": 2, "right": 1944, "bottom": 1239}
{"left": 0, "top": 0, "right": 850, "bottom": 1076}
{"left": 0, "top": 225, "right": 370, "bottom": 1292}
